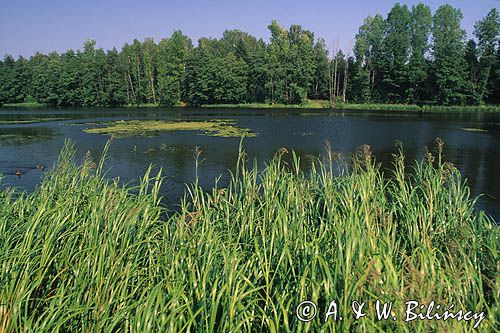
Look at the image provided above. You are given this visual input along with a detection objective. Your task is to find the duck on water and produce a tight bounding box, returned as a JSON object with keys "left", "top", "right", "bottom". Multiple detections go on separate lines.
{"left": 13, "top": 165, "right": 45, "bottom": 178}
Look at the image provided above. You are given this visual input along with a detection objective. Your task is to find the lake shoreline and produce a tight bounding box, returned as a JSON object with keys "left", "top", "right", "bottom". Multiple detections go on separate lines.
{"left": 2, "top": 101, "right": 500, "bottom": 113}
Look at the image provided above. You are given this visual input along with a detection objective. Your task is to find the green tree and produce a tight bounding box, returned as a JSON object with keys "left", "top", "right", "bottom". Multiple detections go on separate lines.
{"left": 0, "top": 55, "right": 21, "bottom": 103}
{"left": 311, "top": 38, "right": 330, "bottom": 100}
{"left": 464, "top": 40, "right": 481, "bottom": 104}
{"left": 287, "top": 24, "right": 316, "bottom": 103}
{"left": 474, "top": 8, "right": 500, "bottom": 103}
{"left": 380, "top": 3, "right": 412, "bottom": 103}
{"left": 103, "top": 48, "right": 127, "bottom": 106}
{"left": 353, "top": 14, "right": 385, "bottom": 102}
{"left": 58, "top": 50, "right": 82, "bottom": 106}
{"left": 266, "top": 21, "right": 289, "bottom": 103}
{"left": 486, "top": 48, "right": 500, "bottom": 104}
{"left": 142, "top": 38, "right": 158, "bottom": 104}
{"left": 431, "top": 4, "right": 468, "bottom": 105}
{"left": 408, "top": 3, "right": 432, "bottom": 103}
{"left": 246, "top": 39, "right": 269, "bottom": 102}
{"left": 80, "top": 40, "right": 100, "bottom": 106}
{"left": 157, "top": 31, "right": 192, "bottom": 106}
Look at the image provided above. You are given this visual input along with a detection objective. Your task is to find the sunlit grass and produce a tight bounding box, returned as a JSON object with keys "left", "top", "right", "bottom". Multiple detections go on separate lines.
{"left": 202, "top": 101, "right": 500, "bottom": 113}
{"left": 0, "top": 140, "right": 497, "bottom": 332}
{"left": 0, "top": 102, "right": 48, "bottom": 108}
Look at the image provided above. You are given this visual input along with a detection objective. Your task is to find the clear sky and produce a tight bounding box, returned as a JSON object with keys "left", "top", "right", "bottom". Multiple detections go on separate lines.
{"left": 1, "top": 0, "right": 498, "bottom": 58}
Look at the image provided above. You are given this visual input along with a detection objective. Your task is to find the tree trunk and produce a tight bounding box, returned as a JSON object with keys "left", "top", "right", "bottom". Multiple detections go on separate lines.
{"left": 333, "top": 56, "right": 338, "bottom": 104}
{"left": 342, "top": 60, "right": 349, "bottom": 103}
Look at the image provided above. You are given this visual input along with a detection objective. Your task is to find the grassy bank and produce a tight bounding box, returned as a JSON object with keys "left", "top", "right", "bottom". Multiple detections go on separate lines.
{"left": 202, "top": 101, "right": 500, "bottom": 113}
{"left": 3, "top": 100, "right": 500, "bottom": 113}
{"left": 0, "top": 141, "right": 498, "bottom": 332}
{"left": 1, "top": 102, "right": 48, "bottom": 108}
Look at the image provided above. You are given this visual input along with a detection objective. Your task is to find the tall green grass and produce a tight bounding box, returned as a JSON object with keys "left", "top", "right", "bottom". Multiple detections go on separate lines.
{"left": 202, "top": 101, "right": 500, "bottom": 113}
{"left": 0, "top": 140, "right": 498, "bottom": 332}
{"left": 0, "top": 102, "right": 48, "bottom": 108}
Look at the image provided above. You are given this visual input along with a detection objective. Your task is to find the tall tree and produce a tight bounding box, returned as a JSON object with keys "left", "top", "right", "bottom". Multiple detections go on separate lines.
{"left": 0, "top": 55, "right": 21, "bottom": 104}
{"left": 157, "top": 31, "right": 192, "bottom": 106}
{"left": 464, "top": 40, "right": 481, "bottom": 104}
{"left": 58, "top": 50, "right": 82, "bottom": 106}
{"left": 103, "top": 48, "right": 127, "bottom": 106}
{"left": 80, "top": 40, "right": 100, "bottom": 106}
{"left": 266, "top": 21, "right": 289, "bottom": 103}
{"left": 287, "top": 24, "right": 316, "bottom": 103}
{"left": 380, "top": 3, "right": 412, "bottom": 103}
{"left": 246, "top": 39, "right": 269, "bottom": 103}
{"left": 486, "top": 48, "right": 500, "bottom": 104}
{"left": 408, "top": 3, "right": 432, "bottom": 104}
{"left": 474, "top": 8, "right": 500, "bottom": 103}
{"left": 142, "top": 38, "right": 158, "bottom": 104}
{"left": 352, "top": 14, "right": 384, "bottom": 102}
{"left": 311, "top": 38, "right": 330, "bottom": 100}
{"left": 431, "top": 4, "right": 468, "bottom": 105}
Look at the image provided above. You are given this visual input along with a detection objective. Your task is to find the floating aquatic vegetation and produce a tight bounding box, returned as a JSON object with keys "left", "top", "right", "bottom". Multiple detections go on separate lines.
{"left": 0, "top": 117, "right": 69, "bottom": 125}
{"left": 0, "top": 128, "right": 54, "bottom": 145}
{"left": 461, "top": 127, "right": 487, "bottom": 132}
{"left": 83, "top": 120, "right": 258, "bottom": 138}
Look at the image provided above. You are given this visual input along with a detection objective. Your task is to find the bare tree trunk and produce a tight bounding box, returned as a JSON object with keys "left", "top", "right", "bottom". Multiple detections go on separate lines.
{"left": 342, "top": 60, "right": 349, "bottom": 103}
{"left": 124, "top": 71, "right": 130, "bottom": 103}
{"left": 333, "top": 55, "right": 338, "bottom": 104}
{"left": 371, "top": 69, "right": 375, "bottom": 100}
{"left": 336, "top": 69, "right": 341, "bottom": 98}
{"left": 328, "top": 60, "right": 333, "bottom": 104}
{"left": 135, "top": 57, "right": 141, "bottom": 103}
{"left": 126, "top": 57, "right": 137, "bottom": 104}
{"left": 149, "top": 71, "right": 156, "bottom": 104}
{"left": 479, "top": 65, "right": 492, "bottom": 102}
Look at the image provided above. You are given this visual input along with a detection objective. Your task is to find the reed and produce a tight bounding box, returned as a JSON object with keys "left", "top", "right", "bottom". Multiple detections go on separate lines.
{"left": 202, "top": 101, "right": 500, "bottom": 113}
{"left": 0, "top": 140, "right": 497, "bottom": 332}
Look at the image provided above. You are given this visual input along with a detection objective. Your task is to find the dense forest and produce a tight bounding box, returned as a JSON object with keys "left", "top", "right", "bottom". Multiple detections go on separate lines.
{"left": 0, "top": 4, "right": 499, "bottom": 107}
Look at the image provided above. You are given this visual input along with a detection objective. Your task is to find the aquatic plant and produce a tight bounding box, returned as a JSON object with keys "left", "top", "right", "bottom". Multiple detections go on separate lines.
{"left": 0, "top": 140, "right": 497, "bottom": 332}
{"left": 83, "top": 119, "right": 258, "bottom": 138}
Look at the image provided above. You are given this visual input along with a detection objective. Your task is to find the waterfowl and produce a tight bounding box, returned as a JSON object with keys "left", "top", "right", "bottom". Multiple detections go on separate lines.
{"left": 15, "top": 169, "right": 23, "bottom": 177}
{"left": 36, "top": 164, "right": 45, "bottom": 171}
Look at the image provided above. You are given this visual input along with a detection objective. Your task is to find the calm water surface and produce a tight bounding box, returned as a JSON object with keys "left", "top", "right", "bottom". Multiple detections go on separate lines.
{"left": 0, "top": 108, "right": 498, "bottom": 221}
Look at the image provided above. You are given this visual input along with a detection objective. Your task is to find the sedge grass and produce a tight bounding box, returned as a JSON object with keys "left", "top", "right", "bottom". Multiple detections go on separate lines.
{"left": 0, "top": 140, "right": 498, "bottom": 332}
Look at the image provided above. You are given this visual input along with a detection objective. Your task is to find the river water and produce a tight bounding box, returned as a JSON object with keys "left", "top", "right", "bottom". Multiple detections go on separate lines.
{"left": 0, "top": 108, "right": 498, "bottom": 221}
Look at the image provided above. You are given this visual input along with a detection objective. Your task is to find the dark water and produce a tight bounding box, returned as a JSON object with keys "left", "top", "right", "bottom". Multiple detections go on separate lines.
{"left": 0, "top": 108, "right": 499, "bottom": 221}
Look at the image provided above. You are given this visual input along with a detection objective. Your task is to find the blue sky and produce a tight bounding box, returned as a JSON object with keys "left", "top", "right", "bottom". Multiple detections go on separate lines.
{"left": 1, "top": 0, "right": 498, "bottom": 58}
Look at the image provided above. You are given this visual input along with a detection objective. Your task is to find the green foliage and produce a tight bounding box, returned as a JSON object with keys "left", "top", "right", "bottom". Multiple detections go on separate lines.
{"left": 474, "top": 8, "right": 500, "bottom": 102}
{"left": 0, "top": 141, "right": 497, "bottom": 331}
{"left": 431, "top": 5, "right": 468, "bottom": 105}
{"left": 1, "top": 6, "right": 499, "bottom": 108}
{"left": 407, "top": 3, "right": 432, "bottom": 103}
{"left": 157, "top": 31, "right": 192, "bottom": 106}
{"left": 380, "top": 3, "right": 412, "bottom": 103}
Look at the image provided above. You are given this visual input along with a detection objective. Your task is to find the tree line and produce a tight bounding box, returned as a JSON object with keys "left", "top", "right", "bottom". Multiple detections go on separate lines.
{"left": 0, "top": 4, "right": 499, "bottom": 107}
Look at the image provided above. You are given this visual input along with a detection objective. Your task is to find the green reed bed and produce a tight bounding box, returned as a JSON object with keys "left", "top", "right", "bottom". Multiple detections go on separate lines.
{"left": 0, "top": 140, "right": 498, "bottom": 332}
{"left": 202, "top": 101, "right": 500, "bottom": 113}
{"left": 0, "top": 102, "right": 48, "bottom": 108}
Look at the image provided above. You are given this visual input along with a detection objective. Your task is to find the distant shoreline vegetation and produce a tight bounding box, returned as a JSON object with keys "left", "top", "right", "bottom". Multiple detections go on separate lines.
{"left": 2, "top": 100, "right": 500, "bottom": 113}
{"left": 0, "top": 4, "right": 499, "bottom": 110}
